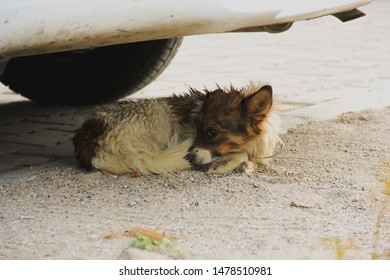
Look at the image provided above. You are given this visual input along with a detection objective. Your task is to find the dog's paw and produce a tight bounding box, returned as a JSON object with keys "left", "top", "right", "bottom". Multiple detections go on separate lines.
{"left": 237, "top": 160, "right": 255, "bottom": 175}
{"left": 207, "top": 159, "right": 234, "bottom": 174}
{"left": 206, "top": 152, "right": 251, "bottom": 174}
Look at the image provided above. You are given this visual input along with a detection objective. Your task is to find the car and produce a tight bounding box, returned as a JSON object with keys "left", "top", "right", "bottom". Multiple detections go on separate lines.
{"left": 0, "top": 0, "right": 374, "bottom": 105}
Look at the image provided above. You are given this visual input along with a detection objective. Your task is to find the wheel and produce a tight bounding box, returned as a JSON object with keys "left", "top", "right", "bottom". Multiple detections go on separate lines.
{"left": 0, "top": 38, "right": 182, "bottom": 105}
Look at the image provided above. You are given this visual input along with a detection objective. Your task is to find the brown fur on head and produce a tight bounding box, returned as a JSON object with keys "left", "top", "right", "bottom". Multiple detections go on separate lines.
{"left": 190, "top": 85, "right": 273, "bottom": 165}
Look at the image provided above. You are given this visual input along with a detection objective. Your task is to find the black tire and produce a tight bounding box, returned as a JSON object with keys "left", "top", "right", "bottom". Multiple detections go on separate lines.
{"left": 0, "top": 38, "right": 182, "bottom": 105}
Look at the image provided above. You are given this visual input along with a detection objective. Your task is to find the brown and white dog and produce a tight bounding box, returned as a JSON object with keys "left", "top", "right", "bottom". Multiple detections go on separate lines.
{"left": 72, "top": 82, "right": 282, "bottom": 175}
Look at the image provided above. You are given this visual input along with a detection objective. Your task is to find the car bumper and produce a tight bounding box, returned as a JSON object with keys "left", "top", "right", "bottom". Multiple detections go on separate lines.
{"left": 0, "top": 0, "right": 374, "bottom": 59}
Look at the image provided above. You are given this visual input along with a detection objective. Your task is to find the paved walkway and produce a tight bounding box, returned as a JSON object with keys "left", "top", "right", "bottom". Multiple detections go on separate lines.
{"left": 0, "top": 0, "right": 389, "bottom": 176}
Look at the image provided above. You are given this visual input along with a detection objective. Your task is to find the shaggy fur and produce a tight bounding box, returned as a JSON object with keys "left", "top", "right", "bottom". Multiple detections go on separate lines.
{"left": 72, "top": 82, "right": 282, "bottom": 175}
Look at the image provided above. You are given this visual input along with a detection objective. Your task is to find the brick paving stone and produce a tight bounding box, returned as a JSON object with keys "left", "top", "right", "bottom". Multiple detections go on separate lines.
{"left": 0, "top": 154, "right": 51, "bottom": 173}
{"left": 18, "top": 139, "right": 74, "bottom": 158}
{"left": 0, "top": 121, "right": 74, "bottom": 135}
{"left": 0, "top": 142, "right": 40, "bottom": 155}
{"left": 0, "top": 113, "right": 25, "bottom": 124}
{"left": 1, "top": 130, "right": 71, "bottom": 147}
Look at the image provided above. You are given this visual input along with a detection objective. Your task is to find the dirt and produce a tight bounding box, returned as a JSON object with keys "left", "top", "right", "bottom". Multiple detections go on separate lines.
{"left": 0, "top": 107, "right": 389, "bottom": 260}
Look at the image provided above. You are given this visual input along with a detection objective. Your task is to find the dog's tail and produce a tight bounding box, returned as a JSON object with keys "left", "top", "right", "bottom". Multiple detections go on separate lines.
{"left": 72, "top": 118, "right": 107, "bottom": 170}
{"left": 91, "top": 139, "right": 193, "bottom": 175}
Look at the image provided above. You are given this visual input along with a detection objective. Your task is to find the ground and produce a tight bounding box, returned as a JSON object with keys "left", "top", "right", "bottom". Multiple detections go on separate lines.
{"left": 0, "top": 0, "right": 389, "bottom": 259}
{"left": 0, "top": 108, "right": 389, "bottom": 259}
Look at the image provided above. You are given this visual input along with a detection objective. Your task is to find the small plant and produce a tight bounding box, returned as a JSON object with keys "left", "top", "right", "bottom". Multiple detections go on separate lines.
{"left": 130, "top": 232, "right": 174, "bottom": 252}
{"left": 127, "top": 228, "right": 188, "bottom": 259}
{"left": 321, "top": 237, "right": 356, "bottom": 260}
{"left": 384, "top": 178, "right": 390, "bottom": 196}
{"left": 371, "top": 177, "right": 390, "bottom": 259}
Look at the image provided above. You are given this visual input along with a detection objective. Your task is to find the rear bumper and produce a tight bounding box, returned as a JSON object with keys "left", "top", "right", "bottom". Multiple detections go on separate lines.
{"left": 0, "top": 0, "right": 373, "bottom": 59}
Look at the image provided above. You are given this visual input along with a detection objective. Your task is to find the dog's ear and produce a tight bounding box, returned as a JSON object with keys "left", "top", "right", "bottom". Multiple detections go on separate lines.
{"left": 243, "top": 85, "right": 273, "bottom": 135}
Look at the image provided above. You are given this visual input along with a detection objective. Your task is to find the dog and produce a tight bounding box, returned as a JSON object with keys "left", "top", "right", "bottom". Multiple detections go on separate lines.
{"left": 72, "top": 82, "right": 282, "bottom": 175}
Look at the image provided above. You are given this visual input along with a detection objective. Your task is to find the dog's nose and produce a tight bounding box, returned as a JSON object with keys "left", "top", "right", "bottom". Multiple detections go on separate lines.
{"left": 192, "top": 147, "right": 213, "bottom": 165}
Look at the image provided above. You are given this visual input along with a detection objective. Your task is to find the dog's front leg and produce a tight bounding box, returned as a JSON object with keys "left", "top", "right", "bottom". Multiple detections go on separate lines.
{"left": 207, "top": 151, "right": 255, "bottom": 174}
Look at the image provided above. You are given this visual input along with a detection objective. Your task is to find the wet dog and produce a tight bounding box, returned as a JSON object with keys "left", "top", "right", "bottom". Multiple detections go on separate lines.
{"left": 72, "top": 82, "right": 282, "bottom": 175}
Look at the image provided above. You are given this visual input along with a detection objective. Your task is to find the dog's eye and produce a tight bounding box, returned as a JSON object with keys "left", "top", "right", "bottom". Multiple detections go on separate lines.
{"left": 207, "top": 129, "right": 218, "bottom": 138}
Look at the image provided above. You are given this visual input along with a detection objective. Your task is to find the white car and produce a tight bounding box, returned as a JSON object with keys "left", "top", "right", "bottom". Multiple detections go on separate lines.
{"left": 0, "top": 0, "right": 373, "bottom": 105}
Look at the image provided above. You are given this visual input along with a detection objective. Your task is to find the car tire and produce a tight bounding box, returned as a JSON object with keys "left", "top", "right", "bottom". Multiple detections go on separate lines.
{"left": 0, "top": 38, "right": 183, "bottom": 105}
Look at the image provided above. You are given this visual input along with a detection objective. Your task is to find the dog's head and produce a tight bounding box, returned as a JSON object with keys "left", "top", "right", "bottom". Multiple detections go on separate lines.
{"left": 190, "top": 84, "right": 273, "bottom": 165}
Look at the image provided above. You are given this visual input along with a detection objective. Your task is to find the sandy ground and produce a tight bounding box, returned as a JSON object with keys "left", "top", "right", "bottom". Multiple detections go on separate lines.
{"left": 1, "top": 107, "right": 389, "bottom": 260}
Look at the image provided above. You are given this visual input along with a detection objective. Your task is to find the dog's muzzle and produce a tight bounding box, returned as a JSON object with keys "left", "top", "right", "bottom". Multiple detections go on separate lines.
{"left": 186, "top": 147, "right": 213, "bottom": 166}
